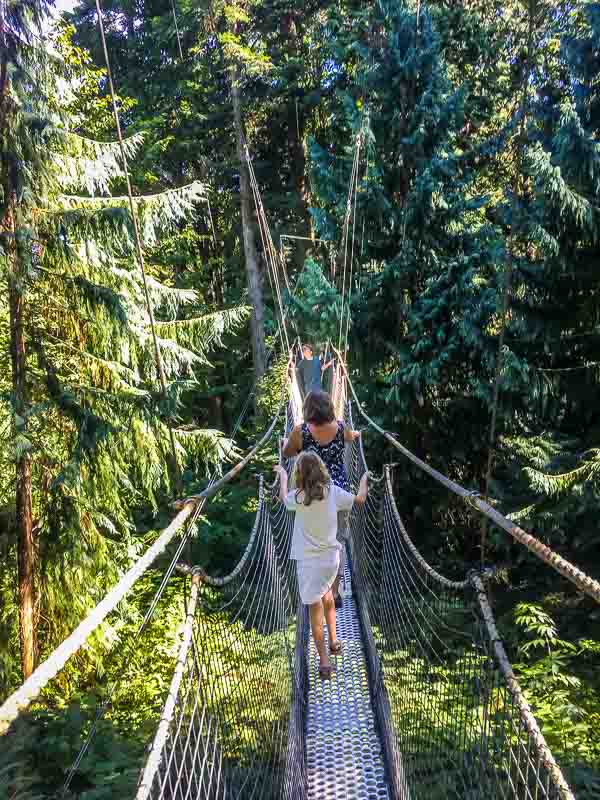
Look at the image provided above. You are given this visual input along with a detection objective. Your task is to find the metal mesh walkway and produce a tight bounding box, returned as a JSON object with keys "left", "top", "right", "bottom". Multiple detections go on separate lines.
{"left": 306, "top": 553, "right": 391, "bottom": 800}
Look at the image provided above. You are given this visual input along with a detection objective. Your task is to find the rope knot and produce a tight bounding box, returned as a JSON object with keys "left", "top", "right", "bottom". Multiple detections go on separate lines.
{"left": 464, "top": 489, "right": 482, "bottom": 510}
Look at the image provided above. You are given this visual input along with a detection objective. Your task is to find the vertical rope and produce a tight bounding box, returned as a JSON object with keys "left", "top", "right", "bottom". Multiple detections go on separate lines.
{"left": 244, "top": 142, "right": 291, "bottom": 353}
{"left": 170, "top": 0, "right": 184, "bottom": 60}
{"left": 344, "top": 135, "right": 362, "bottom": 354}
{"left": 94, "top": 0, "right": 181, "bottom": 487}
{"left": 338, "top": 136, "right": 361, "bottom": 352}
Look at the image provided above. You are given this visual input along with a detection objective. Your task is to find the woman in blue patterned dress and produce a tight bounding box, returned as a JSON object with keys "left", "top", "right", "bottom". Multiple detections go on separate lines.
{"left": 283, "top": 391, "right": 361, "bottom": 608}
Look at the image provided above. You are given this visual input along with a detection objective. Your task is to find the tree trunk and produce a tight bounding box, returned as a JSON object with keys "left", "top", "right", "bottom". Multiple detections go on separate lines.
{"left": 1, "top": 17, "right": 37, "bottom": 679}
{"left": 5, "top": 199, "right": 37, "bottom": 680}
{"left": 230, "top": 65, "right": 267, "bottom": 380}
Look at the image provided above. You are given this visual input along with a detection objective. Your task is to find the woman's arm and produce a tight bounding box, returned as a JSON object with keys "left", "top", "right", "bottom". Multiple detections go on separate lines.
{"left": 282, "top": 424, "right": 302, "bottom": 458}
{"left": 273, "top": 466, "right": 289, "bottom": 503}
{"left": 354, "top": 472, "right": 368, "bottom": 505}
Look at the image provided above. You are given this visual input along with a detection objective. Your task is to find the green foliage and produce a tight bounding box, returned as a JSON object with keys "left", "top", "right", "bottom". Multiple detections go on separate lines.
{"left": 285, "top": 258, "right": 343, "bottom": 346}
{"left": 511, "top": 602, "right": 600, "bottom": 795}
{"left": 0, "top": 12, "right": 247, "bottom": 697}
{"left": 2, "top": 0, "right": 600, "bottom": 793}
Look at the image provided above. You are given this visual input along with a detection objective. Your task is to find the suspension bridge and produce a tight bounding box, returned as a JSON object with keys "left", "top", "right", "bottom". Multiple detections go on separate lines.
{"left": 3, "top": 4, "right": 600, "bottom": 796}
{"left": 1, "top": 360, "right": 599, "bottom": 799}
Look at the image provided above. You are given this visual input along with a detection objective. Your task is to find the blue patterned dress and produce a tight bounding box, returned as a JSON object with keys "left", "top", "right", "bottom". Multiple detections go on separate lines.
{"left": 301, "top": 422, "right": 350, "bottom": 491}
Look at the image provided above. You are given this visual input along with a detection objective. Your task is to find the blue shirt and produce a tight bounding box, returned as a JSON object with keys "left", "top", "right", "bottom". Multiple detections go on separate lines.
{"left": 297, "top": 358, "right": 322, "bottom": 395}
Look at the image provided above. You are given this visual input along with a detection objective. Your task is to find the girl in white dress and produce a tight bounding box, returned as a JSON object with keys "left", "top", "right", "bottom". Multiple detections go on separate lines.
{"left": 274, "top": 452, "right": 368, "bottom": 679}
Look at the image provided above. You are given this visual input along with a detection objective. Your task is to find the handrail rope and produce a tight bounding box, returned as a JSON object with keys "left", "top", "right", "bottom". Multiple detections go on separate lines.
{"left": 192, "top": 476, "right": 266, "bottom": 588}
{"left": 94, "top": 0, "right": 181, "bottom": 486}
{"left": 470, "top": 573, "right": 575, "bottom": 800}
{"left": 138, "top": 391, "right": 317, "bottom": 795}
{"left": 336, "top": 350, "right": 600, "bottom": 604}
{"left": 384, "top": 468, "right": 469, "bottom": 590}
{"left": 0, "top": 503, "right": 190, "bottom": 735}
{"left": 349, "top": 379, "right": 574, "bottom": 797}
{"left": 137, "top": 470, "right": 297, "bottom": 797}
{"left": 0, "top": 395, "right": 286, "bottom": 734}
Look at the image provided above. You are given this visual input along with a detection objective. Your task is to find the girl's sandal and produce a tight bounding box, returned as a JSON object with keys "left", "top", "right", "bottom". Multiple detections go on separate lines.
{"left": 330, "top": 641, "right": 343, "bottom": 656}
{"left": 319, "top": 664, "right": 335, "bottom": 680}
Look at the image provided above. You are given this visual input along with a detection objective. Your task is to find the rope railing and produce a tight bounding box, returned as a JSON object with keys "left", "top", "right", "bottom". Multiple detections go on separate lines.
{"left": 134, "top": 406, "right": 305, "bottom": 800}
{"left": 345, "top": 417, "right": 575, "bottom": 800}
{"left": 337, "top": 352, "right": 600, "bottom": 604}
{"left": 0, "top": 394, "right": 287, "bottom": 735}
{"left": 470, "top": 574, "right": 574, "bottom": 800}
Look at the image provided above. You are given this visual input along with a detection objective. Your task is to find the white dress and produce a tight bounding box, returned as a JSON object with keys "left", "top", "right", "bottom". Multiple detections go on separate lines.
{"left": 284, "top": 484, "right": 355, "bottom": 605}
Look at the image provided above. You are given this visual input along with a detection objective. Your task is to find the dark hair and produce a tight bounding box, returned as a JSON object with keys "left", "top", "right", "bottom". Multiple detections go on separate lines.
{"left": 302, "top": 343, "right": 313, "bottom": 353}
{"left": 294, "top": 452, "right": 331, "bottom": 505}
{"left": 303, "top": 391, "right": 335, "bottom": 426}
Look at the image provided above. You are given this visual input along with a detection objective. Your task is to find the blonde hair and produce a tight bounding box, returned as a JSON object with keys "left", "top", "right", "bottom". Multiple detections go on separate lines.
{"left": 294, "top": 451, "right": 331, "bottom": 506}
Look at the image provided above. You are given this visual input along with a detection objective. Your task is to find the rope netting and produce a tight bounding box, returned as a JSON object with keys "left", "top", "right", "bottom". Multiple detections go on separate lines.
{"left": 345, "top": 404, "right": 574, "bottom": 800}
{"left": 135, "top": 393, "right": 307, "bottom": 800}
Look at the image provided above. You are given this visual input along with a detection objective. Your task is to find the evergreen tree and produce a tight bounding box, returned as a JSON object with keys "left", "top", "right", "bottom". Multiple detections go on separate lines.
{"left": 309, "top": 0, "right": 503, "bottom": 558}
{"left": 285, "top": 257, "right": 343, "bottom": 345}
{"left": 493, "top": 2, "right": 600, "bottom": 570}
{"left": 0, "top": 6, "right": 245, "bottom": 686}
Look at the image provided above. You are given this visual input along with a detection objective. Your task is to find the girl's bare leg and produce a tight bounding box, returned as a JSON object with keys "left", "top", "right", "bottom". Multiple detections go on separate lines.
{"left": 309, "top": 600, "right": 330, "bottom": 668}
{"left": 322, "top": 589, "right": 338, "bottom": 647}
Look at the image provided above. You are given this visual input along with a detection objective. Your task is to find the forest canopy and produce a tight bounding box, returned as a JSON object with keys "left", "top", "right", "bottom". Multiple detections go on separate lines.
{"left": 1, "top": 0, "right": 599, "bottom": 797}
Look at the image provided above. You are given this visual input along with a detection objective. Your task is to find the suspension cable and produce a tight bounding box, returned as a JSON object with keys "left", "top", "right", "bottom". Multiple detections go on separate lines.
{"left": 335, "top": 349, "right": 600, "bottom": 604}
{"left": 170, "top": 0, "right": 183, "bottom": 59}
{"left": 244, "top": 142, "right": 291, "bottom": 353}
{"left": 344, "top": 128, "right": 363, "bottom": 354}
{"left": 94, "top": 0, "right": 181, "bottom": 486}
{"left": 338, "top": 133, "right": 361, "bottom": 352}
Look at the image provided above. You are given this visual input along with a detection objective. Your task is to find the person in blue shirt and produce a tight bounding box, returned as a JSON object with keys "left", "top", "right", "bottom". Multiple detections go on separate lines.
{"left": 296, "top": 343, "right": 333, "bottom": 398}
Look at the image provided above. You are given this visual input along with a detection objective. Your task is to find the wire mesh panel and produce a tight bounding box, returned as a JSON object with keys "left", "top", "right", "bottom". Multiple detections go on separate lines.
{"left": 305, "top": 557, "right": 390, "bottom": 800}
{"left": 137, "top": 474, "right": 306, "bottom": 800}
{"left": 345, "top": 404, "right": 573, "bottom": 800}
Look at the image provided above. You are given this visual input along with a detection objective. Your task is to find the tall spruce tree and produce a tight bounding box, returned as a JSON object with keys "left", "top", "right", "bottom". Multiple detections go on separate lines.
{"left": 0, "top": 5, "right": 245, "bottom": 685}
